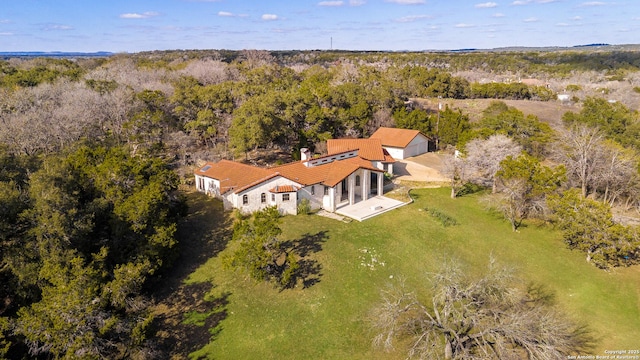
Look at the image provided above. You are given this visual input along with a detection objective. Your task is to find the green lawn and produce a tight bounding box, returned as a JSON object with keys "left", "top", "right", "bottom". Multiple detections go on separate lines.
{"left": 181, "top": 187, "right": 640, "bottom": 359}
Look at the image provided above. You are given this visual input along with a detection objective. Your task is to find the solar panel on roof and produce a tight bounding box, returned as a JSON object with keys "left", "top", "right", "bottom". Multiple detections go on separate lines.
{"left": 200, "top": 165, "right": 212, "bottom": 172}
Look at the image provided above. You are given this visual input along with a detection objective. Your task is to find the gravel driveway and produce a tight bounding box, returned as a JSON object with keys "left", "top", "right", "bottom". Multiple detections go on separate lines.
{"left": 394, "top": 152, "right": 449, "bottom": 182}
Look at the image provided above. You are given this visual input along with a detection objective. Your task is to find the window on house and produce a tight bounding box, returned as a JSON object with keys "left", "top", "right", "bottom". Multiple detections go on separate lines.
{"left": 283, "top": 193, "right": 290, "bottom": 201}
{"left": 261, "top": 193, "right": 266, "bottom": 203}
{"left": 311, "top": 185, "right": 315, "bottom": 195}
{"left": 356, "top": 175, "right": 361, "bottom": 186}
{"left": 198, "top": 177, "right": 204, "bottom": 191}
{"left": 324, "top": 186, "right": 329, "bottom": 195}
{"left": 272, "top": 194, "right": 276, "bottom": 202}
{"left": 242, "top": 194, "right": 248, "bottom": 205}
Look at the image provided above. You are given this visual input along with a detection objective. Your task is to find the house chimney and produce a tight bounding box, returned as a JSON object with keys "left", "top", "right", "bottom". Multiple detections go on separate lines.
{"left": 300, "top": 148, "right": 310, "bottom": 161}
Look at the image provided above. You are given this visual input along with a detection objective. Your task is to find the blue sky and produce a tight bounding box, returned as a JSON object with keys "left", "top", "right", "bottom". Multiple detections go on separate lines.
{"left": 1, "top": 0, "right": 638, "bottom": 52}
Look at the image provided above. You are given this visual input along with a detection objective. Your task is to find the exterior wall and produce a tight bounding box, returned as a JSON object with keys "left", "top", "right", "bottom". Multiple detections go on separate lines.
{"left": 384, "top": 146, "right": 406, "bottom": 160}
{"left": 195, "top": 174, "right": 220, "bottom": 196}
{"left": 196, "top": 174, "right": 234, "bottom": 210}
{"left": 403, "top": 134, "right": 430, "bottom": 158}
{"left": 383, "top": 134, "right": 430, "bottom": 160}
{"left": 373, "top": 161, "right": 394, "bottom": 175}
{"left": 297, "top": 184, "right": 324, "bottom": 211}
{"left": 386, "top": 162, "right": 394, "bottom": 175}
{"left": 233, "top": 176, "right": 302, "bottom": 215}
{"left": 322, "top": 186, "right": 337, "bottom": 212}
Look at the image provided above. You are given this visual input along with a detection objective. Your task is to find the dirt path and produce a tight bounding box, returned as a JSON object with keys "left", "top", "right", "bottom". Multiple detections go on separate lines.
{"left": 394, "top": 152, "right": 449, "bottom": 183}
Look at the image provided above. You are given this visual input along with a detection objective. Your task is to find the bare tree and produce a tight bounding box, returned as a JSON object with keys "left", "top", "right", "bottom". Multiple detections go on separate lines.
{"left": 465, "top": 134, "right": 522, "bottom": 193}
{"left": 593, "top": 140, "right": 639, "bottom": 206}
{"left": 441, "top": 152, "right": 469, "bottom": 199}
{"left": 553, "top": 125, "right": 604, "bottom": 198}
{"left": 239, "top": 49, "right": 276, "bottom": 69}
{"left": 370, "top": 257, "right": 594, "bottom": 359}
{"left": 178, "top": 59, "right": 238, "bottom": 85}
{"left": 364, "top": 108, "right": 394, "bottom": 137}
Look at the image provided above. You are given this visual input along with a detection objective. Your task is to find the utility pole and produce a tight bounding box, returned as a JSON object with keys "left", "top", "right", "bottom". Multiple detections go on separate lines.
{"left": 436, "top": 98, "right": 442, "bottom": 150}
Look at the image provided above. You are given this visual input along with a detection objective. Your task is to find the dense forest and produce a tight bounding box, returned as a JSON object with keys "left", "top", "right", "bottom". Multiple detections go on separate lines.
{"left": 1, "top": 48, "right": 640, "bottom": 358}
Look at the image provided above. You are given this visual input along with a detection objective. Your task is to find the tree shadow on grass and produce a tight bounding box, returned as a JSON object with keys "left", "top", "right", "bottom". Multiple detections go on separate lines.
{"left": 149, "top": 191, "right": 234, "bottom": 358}
{"left": 152, "top": 191, "right": 233, "bottom": 300}
{"left": 280, "top": 231, "right": 328, "bottom": 289}
{"left": 152, "top": 282, "right": 230, "bottom": 359}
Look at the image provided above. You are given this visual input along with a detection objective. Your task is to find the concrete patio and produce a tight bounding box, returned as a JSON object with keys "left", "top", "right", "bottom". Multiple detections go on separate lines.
{"left": 335, "top": 195, "right": 408, "bottom": 221}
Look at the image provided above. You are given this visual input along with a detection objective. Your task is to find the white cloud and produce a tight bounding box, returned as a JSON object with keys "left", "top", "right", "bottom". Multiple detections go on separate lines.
{"left": 0, "top": 32, "right": 13, "bottom": 36}
{"left": 0, "top": 19, "right": 11, "bottom": 24}
{"left": 218, "top": 11, "right": 234, "bottom": 17}
{"left": 119, "top": 12, "right": 160, "bottom": 19}
{"left": 455, "top": 23, "right": 476, "bottom": 28}
{"left": 580, "top": 1, "right": 606, "bottom": 6}
{"left": 349, "top": 0, "right": 366, "bottom": 5}
{"left": 572, "top": 16, "right": 583, "bottom": 20}
{"left": 493, "top": 12, "right": 506, "bottom": 17}
{"left": 475, "top": 2, "right": 498, "bottom": 8}
{"left": 523, "top": 17, "right": 538, "bottom": 22}
{"left": 319, "top": 1, "right": 344, "bottom": 6}
{"left": 385, "top": 0, "right": 425, "bottom": 4}
{"left": 44, "top": 24, "right": 74, "bottom": 31}
{"left": 512, "top": 0, "right": 557, "bottom": 4}
{"left": 395, "top": 14, "right": 432, "bottom": 22}
{"left": 262, "top": 14, "right": 279, "bottom": 21}
{"left": 556, "top": 22, "right": 569, "bottom": 26}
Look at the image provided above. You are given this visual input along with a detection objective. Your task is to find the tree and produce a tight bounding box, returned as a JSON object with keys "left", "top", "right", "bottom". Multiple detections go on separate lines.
{"left": 563, "top": 97, "right": 640, "bottom": 150}
{"left": 494, "top": 153, "right": 566, "bottom": 231}
{"left": 441, "top": 153, "right": 469, "bottom": 199}
{"left": 593, "top": 140, "right": 639, "bottom": 206}
{"left": 436, "top": 107, "right": 471, "bottom": 148}
{"left": 229, "top": 91, "right": 286, "bottom": 157}
{"left": 553, "top": 125, "right": 604, "bottom": 198}
{"left": 16, "top": 252, "right": 153, "bottom": 359}
{"left": 224, "top": 207, "right": 299, "bottom": 288}
{"left": 474, "top": 101, "right": 554, "bottom": 156}
{"left": 393, "top": 107, "right": 433, "bottom": 135}
{"left": 548, "top": 189, "right": 640, "bottom": 268}
{"left": 4, "top": 145, "right": 184, "bottom": 358}
{"left": 464, "top": 134, "right": 522, "bottom": 193}
{"left": 370, "top": 257, "right": 594, "bottom": 359}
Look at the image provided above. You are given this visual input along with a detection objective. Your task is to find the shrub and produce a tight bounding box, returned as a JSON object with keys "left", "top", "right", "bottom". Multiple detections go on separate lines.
{"left": 297, "top": 198, "right": 311, "bottom": 215}
{"left": 425, "top": 207, "right": 458, "bottom": 227}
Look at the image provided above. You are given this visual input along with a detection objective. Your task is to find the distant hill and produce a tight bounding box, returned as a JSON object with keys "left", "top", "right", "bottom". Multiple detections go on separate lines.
{"left": 0, "top": 51, "right": 114, "bottom": 59}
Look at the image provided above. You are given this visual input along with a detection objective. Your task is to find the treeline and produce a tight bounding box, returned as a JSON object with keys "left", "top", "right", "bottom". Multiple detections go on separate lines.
{"left": 2, "top": 49, "right": 639, "bottom": 162}
{"left": 131, "top": 48, "right": 640, "bottom": 75}
{"left": 0, "top": 144, "right": 185, "bottom": 358}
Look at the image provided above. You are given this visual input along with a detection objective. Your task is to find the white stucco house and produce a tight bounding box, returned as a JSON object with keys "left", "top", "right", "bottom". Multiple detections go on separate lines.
{"left": 195, "top": 148, "right": 387, "bottom": 215}
{"left": 370, "top": 127, "right": 432, "bottom": 160}
{"left": 195, "top": 127, "right": 429, "bottom": 216}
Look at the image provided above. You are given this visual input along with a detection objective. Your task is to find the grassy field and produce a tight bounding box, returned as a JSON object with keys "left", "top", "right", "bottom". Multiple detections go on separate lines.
{"left": 167, "top": 188, "right": 640, "bottom": 359}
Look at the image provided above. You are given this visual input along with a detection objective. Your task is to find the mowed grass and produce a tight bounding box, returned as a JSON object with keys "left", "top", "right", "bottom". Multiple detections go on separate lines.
{"left": 183, "top": 187, "right": 640, "bottom": 359}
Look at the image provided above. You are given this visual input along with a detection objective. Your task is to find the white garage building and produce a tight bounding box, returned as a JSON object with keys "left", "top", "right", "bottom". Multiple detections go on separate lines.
{"left": 370, "top": 127, "right": 433, "bottom": 160}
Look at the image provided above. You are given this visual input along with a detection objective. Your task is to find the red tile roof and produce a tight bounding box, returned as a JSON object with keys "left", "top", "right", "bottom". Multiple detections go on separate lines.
{"left": 327, "top": 138, "right": 387, "bottom": 161}
{"left": 370, "top": 127, "right": 426, "bottom": 148}
{"left": 195, "top": 160, "right": 272, "bottom": 194}
{"left": 270, "top": 185, "right": 297, "bottom": 193}
{"left": 197, "top": 153, "right": 386, "bottom": 194}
